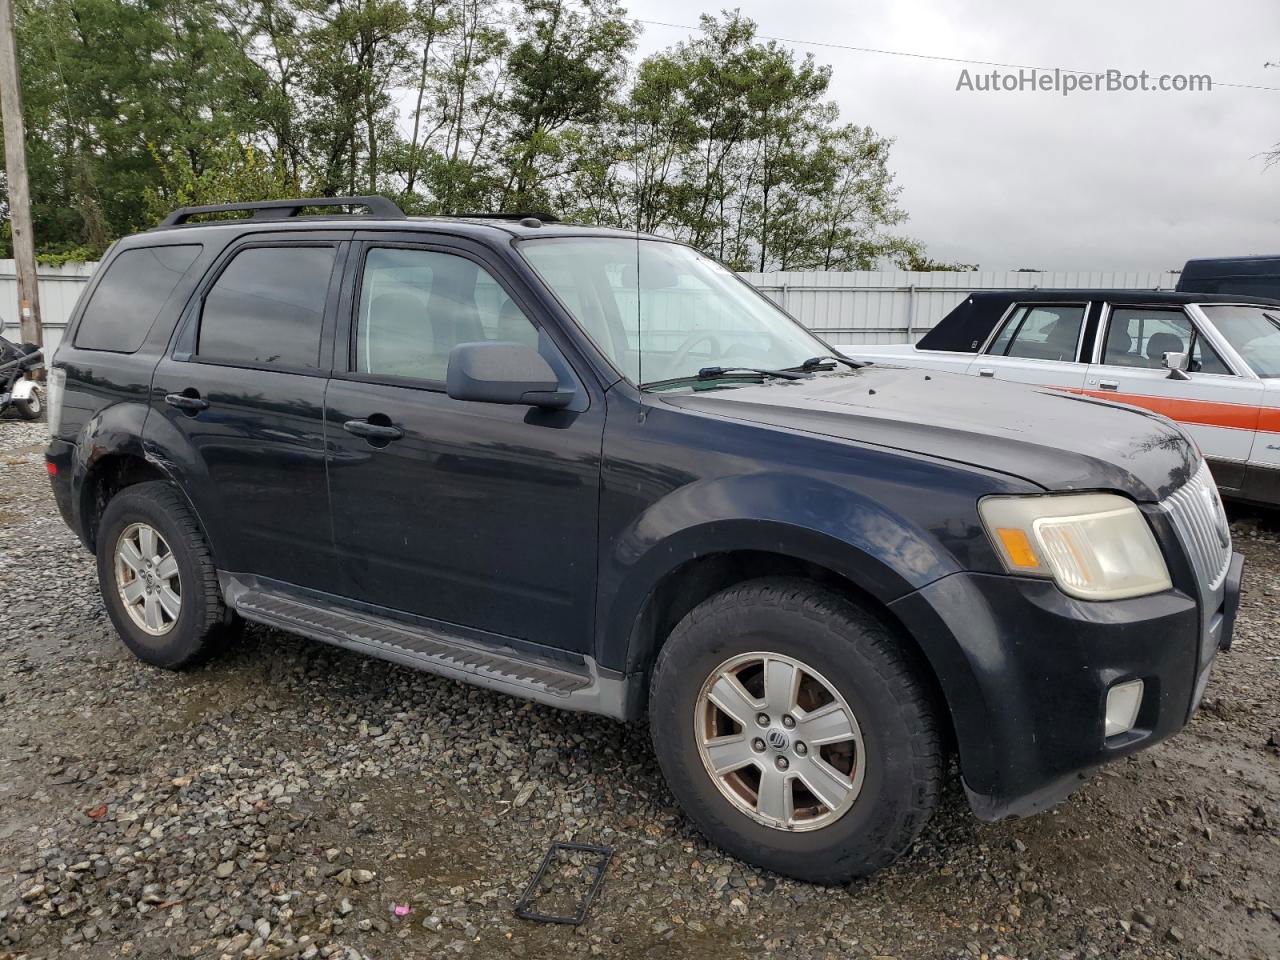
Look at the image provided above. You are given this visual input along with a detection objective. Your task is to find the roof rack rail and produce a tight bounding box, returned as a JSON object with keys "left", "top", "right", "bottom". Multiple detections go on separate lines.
{"left": 158, "top": 195, "right": 405, "bottom": 227}
{"left": 446, "top": 211, "right": 559, "bottom": 223}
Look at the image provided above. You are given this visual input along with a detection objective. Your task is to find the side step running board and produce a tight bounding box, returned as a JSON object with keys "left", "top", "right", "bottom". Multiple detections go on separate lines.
{"left": 220, "top": 576, "right": 629, "bottom": 719}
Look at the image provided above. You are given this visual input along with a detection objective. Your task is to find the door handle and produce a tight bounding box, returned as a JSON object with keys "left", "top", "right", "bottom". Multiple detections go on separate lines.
{"left": 978, "top": 368, "right": 995, "bottom": 378}
{"left": 343, "top": 418, "right": 404, "bottom": 443}
{"left": 165, "top": 391, "right": 209, "bottom": 413}
{"left": 1098, "top": 379, "right": 1119, "bottom": 391}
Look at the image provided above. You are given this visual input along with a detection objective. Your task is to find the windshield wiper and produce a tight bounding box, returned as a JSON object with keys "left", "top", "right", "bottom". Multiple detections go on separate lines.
{"left": 640, "top": 365, "right": 814, "bottom": 390}
{"left": 794, "top": 354, "right": 861, "bottom": 371}
{"left": 697, "top": 365, "right": 805, "bottom": 381}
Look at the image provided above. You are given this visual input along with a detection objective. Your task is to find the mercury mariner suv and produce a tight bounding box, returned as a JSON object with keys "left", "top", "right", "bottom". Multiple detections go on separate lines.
{"left": 44, "top": 196, "right": 1242, "bottom": 883}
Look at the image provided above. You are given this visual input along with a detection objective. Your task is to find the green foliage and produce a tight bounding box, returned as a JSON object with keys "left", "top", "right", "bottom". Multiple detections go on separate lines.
{"left": 142, "top": 140, "right": 301, "bottom": 221}
{"left": 8, "top": 2, "right": 937, "bottom": 269}
{"left": 896, "top": 249, "right": 980, "bottom": 272}
{"left": 34, "top": 243, "right": 99, "bottom": 266}
{"left": 566, "top": 12, "right": 916, "bottom": 270}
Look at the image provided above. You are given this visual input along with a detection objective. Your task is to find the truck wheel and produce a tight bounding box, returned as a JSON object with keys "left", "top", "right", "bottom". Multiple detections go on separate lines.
{"left": 96, "top": 481, "right": 235, "bottom": 669}
{"left": 14, "top": 386, "right": 42, "bottom": 419}
{"left": 649, "top": 577, "right": 942, "bottom": 884}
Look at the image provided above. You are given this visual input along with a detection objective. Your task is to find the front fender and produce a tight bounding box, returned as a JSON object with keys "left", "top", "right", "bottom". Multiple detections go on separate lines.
{"left": 598, "top": 472, "right": 964, "bottom": 671}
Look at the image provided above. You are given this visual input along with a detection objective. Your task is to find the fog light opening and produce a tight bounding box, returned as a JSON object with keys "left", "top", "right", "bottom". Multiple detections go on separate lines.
{"left": 1104, "top": 679, "right": 1144, "bottom": 738}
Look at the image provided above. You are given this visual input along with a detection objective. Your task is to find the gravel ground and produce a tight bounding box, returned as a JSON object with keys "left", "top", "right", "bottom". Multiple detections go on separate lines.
{"left": 1, "top": 416, "right": 1277, "bottom": 960}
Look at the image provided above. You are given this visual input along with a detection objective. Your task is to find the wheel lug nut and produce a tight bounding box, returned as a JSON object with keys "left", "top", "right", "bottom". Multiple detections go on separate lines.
{"left": 775, "top": 756, "right": 789, "bottom": 771}
{"left": 756, "top": 713, "right": 770, "bottom": 727}
{"left": 782, "top": 715, "right": 796, "bottom": 729}
{"left": 795, "top": 742, "right": 807, "bottom": 756}
{"left": 751, "top": 738, "right": 765, "bottom": 752}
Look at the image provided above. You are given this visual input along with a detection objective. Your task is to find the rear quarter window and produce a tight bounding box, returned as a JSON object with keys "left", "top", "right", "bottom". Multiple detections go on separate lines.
{"left": 73, "top": 245, "right": 202, "bottom": 352}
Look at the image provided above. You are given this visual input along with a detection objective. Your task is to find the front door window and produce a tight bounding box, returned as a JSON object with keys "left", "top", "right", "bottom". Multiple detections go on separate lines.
{"left": 1101, "top": 307, "right": 1229, "bottom": 374}
{"left": 355, "top": 247, "right": 540, "bottom": 383}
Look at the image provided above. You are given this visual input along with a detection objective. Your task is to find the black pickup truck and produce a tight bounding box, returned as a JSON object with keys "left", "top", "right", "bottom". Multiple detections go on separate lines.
{"left": 44, "top": 197, "right": 1241, "bottom": 883}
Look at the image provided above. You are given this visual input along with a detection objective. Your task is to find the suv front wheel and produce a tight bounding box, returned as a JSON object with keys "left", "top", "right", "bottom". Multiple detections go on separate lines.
{"left": 96, "top": 481, "right": 236, "bottom": 669}
{"left": 649, "top": 577, "right": 942, "bottom": 884}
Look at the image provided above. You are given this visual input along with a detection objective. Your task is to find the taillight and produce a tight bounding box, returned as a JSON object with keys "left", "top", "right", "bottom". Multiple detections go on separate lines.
{"left": 45, "top": 460, "right": 57, "bottom": 476}
{"left": 45, "top": 365, "right": 66, "bottom": 437}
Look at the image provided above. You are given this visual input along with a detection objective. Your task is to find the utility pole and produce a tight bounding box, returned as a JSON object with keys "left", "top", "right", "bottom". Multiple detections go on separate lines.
{"left": 0, "top": 0, "right": 41, "bottom": 348}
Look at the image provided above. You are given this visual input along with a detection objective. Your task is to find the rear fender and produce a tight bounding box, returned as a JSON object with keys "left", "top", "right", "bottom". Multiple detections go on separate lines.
{"left": 71, "top": 401, "right": 215, "bottom": 560}
{"left": 71, "top": 401, "right": 153, "bottom": 543}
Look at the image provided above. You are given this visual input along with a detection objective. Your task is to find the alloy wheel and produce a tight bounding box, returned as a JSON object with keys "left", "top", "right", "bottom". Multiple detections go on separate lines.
{"left": 693, "top": 651, "right": 866, "bottom": 832}
{"left": 114, "top": 522, "right": 181, "bottom": 636}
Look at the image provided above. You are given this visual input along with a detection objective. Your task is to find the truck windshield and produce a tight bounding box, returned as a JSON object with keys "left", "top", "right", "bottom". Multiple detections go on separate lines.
{"left": 519, "top": 237, "right": 830, "bottom": 386}
{"left": 1200, "top": 305, "right": 1280, "bottom": 377}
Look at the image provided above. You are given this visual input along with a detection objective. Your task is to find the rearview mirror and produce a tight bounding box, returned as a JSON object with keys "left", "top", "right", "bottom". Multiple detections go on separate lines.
{"left": 446, "top": 341, "right": 573, "bottom": 409}
{"left": 1161, "top": 351, "right": 1190, "bottom": 381}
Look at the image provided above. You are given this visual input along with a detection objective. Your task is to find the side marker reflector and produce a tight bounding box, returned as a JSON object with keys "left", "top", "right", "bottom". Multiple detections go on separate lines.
{"left": 996, "top": 528, "right": 1040, "bottom": 569}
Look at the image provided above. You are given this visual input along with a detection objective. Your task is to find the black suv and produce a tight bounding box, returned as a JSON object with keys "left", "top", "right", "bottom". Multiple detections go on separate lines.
{"left": 45, "top": 196, "right": 1242, "bottom": 883}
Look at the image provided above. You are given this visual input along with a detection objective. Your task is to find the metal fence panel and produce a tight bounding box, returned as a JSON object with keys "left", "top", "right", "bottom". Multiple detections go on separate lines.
{"left": 0, "top": 258, "right": 95, "bottom": 354}
{"left": 7, "top": 262, "right": 1180, "bottom": 353}
{"left": 740, "top": 270, "right": 1180, "bottom": 344}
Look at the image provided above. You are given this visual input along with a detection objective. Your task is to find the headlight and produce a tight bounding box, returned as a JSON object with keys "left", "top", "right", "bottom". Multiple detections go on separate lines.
{"left": 979, "top": 493, "right": 1171, "bottom": 601}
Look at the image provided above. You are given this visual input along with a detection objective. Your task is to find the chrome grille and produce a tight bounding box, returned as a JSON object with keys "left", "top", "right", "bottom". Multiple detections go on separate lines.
{"left": 1160, "top": 462, "right": 1231, "bottom": 591}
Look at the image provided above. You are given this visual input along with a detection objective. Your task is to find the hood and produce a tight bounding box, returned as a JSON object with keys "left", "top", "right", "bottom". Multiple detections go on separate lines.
{"left": 661, "top": 366, "right": 1199, "bottom": 502}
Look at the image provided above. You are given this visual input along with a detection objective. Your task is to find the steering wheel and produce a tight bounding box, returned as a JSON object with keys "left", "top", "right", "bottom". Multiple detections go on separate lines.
{"left": 665, "top": 332, "right": 724, "bottom": 378}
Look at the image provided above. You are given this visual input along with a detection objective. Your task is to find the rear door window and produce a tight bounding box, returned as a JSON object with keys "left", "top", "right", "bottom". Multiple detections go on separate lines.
{"left": 73, "top": 245, "right": 201, "bottom": 352}
{"left": 196, "top": 245, "right": 336, "bottom": 369}
{"left": 987, "top": 304, "right": 1086, "bottom": 362}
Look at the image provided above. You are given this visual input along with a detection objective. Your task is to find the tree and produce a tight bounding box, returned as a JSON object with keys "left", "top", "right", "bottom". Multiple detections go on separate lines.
{"left": 567, "top": 12, "right": 915, "bottom": 271}
{"left": 4, "top": 2, "right": 935, "bottom": 270}
{"left": 495, "top": 0, "right": 634, "bottom": 211}
{"left": 14, "top": 0, "right": 263, "bottom": 255}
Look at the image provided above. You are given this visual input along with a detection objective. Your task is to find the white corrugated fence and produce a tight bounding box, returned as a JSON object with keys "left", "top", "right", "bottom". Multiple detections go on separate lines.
{"left": 5, "top": 260, "right": 1181, "bottom": 353}
{"left": 739, "top": 270, "right": 1180, "bottom": 344}
{"left": 0, "top": 259, "right": 96, "bottom": 354}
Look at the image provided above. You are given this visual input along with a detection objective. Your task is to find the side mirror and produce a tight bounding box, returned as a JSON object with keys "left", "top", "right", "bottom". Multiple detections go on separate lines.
{"left": 1161, "top": 351, "right": 1190, "bottom": 381}
{"left": 446, "top": 341, "right": 573, "bottom": 409}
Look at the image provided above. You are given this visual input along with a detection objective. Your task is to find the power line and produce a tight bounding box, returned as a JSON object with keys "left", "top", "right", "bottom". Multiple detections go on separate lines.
{"left": 632, "top": 18, "right": 1280, "bottom": 93}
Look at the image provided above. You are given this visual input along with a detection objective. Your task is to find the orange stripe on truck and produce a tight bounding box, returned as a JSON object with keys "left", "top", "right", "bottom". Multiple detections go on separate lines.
{"left": 1059, "top": 387, "right": 1274, "bottom": 433}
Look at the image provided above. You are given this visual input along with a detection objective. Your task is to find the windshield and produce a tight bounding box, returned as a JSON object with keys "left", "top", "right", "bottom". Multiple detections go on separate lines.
{"left": 1200, "top": 305, "right": 1280, "bottom": 377}
{"left": 519, "top": 237, "right": 831, "bottom": 385}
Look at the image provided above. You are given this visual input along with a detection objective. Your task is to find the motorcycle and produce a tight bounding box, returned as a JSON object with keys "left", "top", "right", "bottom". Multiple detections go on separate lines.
{"left": 0, "top": 321, "right": 44, "bottom": 420}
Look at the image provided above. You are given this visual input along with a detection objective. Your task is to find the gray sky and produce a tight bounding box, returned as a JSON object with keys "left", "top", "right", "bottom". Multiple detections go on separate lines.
{"left": 628, "top": 0, "right": 1280, "bottom": 272}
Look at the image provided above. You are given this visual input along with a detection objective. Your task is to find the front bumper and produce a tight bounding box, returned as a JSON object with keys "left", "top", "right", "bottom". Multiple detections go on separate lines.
{"left": 888, "top": 553, "right": 1241, "bottom": 821}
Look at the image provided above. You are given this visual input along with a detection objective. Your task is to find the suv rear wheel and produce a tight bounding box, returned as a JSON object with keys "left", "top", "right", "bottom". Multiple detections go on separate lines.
{"left": 649, "top": 577, "right": 942, "bottom": 884}
{"left": 96, "top": 481, "right": 236, "bottom": 669}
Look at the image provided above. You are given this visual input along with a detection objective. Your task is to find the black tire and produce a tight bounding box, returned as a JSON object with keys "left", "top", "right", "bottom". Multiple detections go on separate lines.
{"left": 13, "top": 386, "right": 42, "bottom": 420}
{"left": 649, "top": 577, "right": 942, "bottom": 884}
{"left": 96, "top": 481, "right": 235, "bottom": 669}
